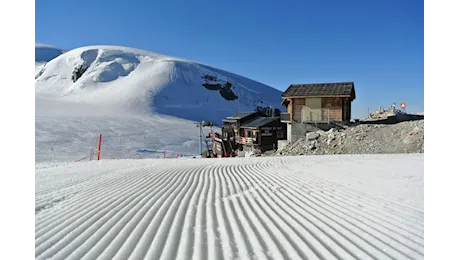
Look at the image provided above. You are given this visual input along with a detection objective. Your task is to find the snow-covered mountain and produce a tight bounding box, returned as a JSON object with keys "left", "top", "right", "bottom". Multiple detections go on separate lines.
{"left": 35, "top": 45, "right": 283, "bottom": 123}
{"left": 35, "top": 43, "right": 66, "bottom": 62}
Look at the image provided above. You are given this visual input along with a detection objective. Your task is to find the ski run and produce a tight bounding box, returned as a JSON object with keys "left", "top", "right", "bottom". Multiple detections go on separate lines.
{"left": 35, "top": 154, "right": 423, "bottom": 260}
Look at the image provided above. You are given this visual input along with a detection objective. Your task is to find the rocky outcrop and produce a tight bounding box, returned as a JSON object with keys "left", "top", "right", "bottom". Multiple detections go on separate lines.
{"left": 71, "top": 64, "right": 89, "bottom": 83}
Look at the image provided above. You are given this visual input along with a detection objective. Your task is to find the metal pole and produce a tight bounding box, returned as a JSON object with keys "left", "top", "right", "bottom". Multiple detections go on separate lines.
{"left": 237, "top": 88, "right": 240, "bottom": 115}
{"left": 199, "top": 124, "right": 202, "bottom": 156}
{"left": 97, "top": 134, "right": 102, "bottom": 160}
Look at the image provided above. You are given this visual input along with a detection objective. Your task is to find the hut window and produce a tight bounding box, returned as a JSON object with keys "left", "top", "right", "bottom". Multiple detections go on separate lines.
{"left": 323, "top": 97, "right": 341, "bottom": 108}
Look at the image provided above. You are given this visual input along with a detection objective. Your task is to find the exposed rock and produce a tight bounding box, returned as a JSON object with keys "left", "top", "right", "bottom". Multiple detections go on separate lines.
{"left": 306, "top": 132, "right": 320, "bottom": 140}
{"left": 201, "top": 75, "right": 238, "bottom": 101}
{"left": 71, "top": 63, "right": 89, "bottom": 83}
{"left": 274, "top": 119, "right": 424, "bottom": 157}
{"left": 317, "top": 130, "right": 326, "bottom": 136}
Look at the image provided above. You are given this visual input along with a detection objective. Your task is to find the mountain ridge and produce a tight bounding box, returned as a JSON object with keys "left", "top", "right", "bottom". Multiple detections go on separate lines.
{"left": 35, "top": 44, "right": 284, "bottom": 123}
{"left": 35, "top": 43, "right": 66, "bottom": 62}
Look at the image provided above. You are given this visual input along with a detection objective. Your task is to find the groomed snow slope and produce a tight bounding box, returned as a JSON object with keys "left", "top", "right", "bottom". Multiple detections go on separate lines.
{"left": 35, "top": 45, "right": 283, "bottom": 123}
{"left": 35, "top": 154, "right": 424, "bottom": 260}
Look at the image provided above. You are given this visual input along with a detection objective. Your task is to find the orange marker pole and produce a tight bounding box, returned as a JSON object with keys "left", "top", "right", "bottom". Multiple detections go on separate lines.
{"left": 97, "top": 134, "right": 102, "bottom": 160}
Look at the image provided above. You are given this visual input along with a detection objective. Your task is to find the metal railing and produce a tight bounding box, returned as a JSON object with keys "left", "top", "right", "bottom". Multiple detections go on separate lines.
{"left": 300, "top": 107, "right": 332, "bottom": 124}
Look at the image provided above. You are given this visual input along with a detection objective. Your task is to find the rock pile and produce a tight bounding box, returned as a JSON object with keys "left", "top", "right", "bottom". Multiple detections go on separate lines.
{"left": 275, "top": 119, "right": 424, "bottom": 156}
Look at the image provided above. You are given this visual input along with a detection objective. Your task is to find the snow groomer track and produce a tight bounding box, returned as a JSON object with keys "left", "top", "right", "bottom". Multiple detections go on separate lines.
{"left": 35, "top": 154, "right": 424, "bottom": 260}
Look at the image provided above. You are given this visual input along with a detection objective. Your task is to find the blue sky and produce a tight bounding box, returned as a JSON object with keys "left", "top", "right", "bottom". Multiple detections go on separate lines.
{"left": 36, "top": 0, "right": 423, "bottom": 118}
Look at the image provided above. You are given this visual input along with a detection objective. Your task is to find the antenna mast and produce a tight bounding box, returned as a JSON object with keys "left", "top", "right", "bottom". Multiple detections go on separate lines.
{"left": 237, "top": 86, "right": 240, "bottom": 115}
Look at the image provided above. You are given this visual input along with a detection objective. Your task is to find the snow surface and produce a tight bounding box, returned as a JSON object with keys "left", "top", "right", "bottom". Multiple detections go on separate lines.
{"left": 35, "top": 45, "right": 283, "bottom": 123}
{"left": 36, "top": 94, "right": 214, "bottom": 162}
{"left": 35, "top": 154, "right": 424, "bottom": 260}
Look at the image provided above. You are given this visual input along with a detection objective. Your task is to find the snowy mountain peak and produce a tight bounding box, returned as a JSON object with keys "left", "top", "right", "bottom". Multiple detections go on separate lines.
{"left": 35, "top": 45, "right": 283, "bottom": 123}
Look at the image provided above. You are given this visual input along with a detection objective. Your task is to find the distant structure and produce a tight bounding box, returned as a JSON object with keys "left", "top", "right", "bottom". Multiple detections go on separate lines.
{"left": 363, "top": 102, "right": 424, "bottom": 125}
{"left": 221, "top": 107, "right": 286, "bottom": 152}
{"left": 202, "top": 107, "right": 287, "bottom": 158}
{"left": 280, "top": 81, "right": 356, "bottom": 142}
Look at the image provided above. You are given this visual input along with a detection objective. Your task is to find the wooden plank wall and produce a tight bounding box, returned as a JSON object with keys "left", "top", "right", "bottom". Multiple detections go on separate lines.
{"left": 342, "top": 98, "right": 351, "bottom": 121}
{"left": 292, "top": 98, "right": 305, "bottom": 122}
{"left": 349, "top": 99, "right": 352, "bottom": 121}
{"left": 286, "top": 97, "right": 352, "bottom": 122}
{"left": 286, "top": 99, "right": 293, "bottom": 120}
{"left": 322, "top": 97, "right": 343, "bottom": 121}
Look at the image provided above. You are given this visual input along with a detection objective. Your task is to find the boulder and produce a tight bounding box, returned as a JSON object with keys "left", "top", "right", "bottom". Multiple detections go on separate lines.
{"left": 306, "top": 132, "right": 320, "bottom": 140}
